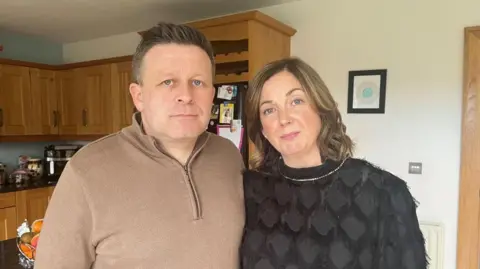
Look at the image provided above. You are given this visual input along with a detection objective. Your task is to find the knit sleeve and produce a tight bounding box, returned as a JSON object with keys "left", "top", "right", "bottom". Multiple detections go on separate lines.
{"left": 34, "top": 162, "right": 95, "bottom": 268}
{"left": 375, "top": 173, "right": 429, "bottom": 269}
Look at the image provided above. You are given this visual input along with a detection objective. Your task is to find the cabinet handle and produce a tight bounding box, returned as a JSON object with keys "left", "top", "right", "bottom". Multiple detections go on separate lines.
{"left": 0, "top": 108, "right": 3, "bottom": 127}
{"left": 82, "top": 109, "right": 87, "bottom": 126}
{"left": 53, "top": 110, "right": 58, "bottom": 127}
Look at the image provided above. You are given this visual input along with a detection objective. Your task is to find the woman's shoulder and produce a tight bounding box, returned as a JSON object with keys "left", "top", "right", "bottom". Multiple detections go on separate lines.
{"left": 343, "top": 157, "right": 410, "bottom": 190}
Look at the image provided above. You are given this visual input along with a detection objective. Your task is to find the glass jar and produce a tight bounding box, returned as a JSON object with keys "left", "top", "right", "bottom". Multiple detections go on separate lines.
{"left": 27, "top": 159, "right": 43, "bottom": 180}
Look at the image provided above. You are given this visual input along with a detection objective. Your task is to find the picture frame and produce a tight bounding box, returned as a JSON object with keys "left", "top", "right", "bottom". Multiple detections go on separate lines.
{"left": 347, "top": 69, "right": 387, "bottom": 114}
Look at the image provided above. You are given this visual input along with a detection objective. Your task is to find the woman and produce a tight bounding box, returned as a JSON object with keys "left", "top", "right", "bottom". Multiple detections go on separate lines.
{"left": 240, "top": 57, "right": 428, "bottom": 269}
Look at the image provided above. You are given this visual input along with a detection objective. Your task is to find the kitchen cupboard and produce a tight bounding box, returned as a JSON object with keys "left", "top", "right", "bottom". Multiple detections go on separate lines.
{"left": 0, "top": 192, "right": 16, "bottom": 241}
{"left": 0, "top": 59, "right": 134, "bottom": 142}
{"left": 110, "top": 61, "right": 135, "bottom": 130}
{"left": 0, "top": 187, "right": 54, "bottom": 241}
{"left": 0, "top": 65, "right": 30, "bottom": 136}
{"left": 74, "top": 64, "right": 113, "bottom": 135}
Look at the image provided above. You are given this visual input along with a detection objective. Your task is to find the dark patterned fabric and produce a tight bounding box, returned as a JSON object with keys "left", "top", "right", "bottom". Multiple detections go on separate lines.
{"left": 240, "top": 158, "right": 428, "bottom": 269}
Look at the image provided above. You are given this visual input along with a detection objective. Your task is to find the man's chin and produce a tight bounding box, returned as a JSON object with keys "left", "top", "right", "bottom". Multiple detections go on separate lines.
{"left": 168, "top": 129, "right": 206, "bottom": 139}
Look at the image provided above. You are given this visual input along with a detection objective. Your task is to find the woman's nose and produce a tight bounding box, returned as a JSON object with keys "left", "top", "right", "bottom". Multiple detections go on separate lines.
{"left": 278, "top": 110, "right": 292, "bottom": 126}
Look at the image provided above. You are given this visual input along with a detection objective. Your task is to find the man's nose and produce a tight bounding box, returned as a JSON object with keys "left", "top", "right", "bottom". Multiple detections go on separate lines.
{"left": 175, "top": 85, "right": 194, "bottom": 104}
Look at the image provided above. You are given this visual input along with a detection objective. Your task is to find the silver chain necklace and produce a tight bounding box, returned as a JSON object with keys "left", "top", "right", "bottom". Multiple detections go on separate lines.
{"left": 278, "top": 157, "right": 348, "bottom": 182}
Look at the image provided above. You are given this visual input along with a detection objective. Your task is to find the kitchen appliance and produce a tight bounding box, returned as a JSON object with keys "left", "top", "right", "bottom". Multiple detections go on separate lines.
{"left": 206, "top": 82, "right": 249, "bottom": 165}
{"left": 44, "top": 144, "right": 82, "bottom": 181}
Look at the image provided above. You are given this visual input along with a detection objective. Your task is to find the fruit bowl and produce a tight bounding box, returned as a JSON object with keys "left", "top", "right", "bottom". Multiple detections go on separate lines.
{"left": 16, "top": 219, "right": 43, "bottom": 268}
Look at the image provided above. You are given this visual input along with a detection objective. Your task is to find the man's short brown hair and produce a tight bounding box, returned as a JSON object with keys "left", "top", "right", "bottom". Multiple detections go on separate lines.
{"left": 132, "top": 22, "right": 215, "bottom": 85}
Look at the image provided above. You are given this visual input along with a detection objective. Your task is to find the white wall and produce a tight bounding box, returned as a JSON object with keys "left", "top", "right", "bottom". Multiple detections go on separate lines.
{"left": 63, "top": 0, "right": 480, "bottom": 267}
{"left": 63, "top": 32, "right": 140, "bottom": 63}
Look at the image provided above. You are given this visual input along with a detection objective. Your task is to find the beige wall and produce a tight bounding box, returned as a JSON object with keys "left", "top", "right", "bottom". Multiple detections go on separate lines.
{"left": 62, "top": 0, "right": 480, "bottom": 267}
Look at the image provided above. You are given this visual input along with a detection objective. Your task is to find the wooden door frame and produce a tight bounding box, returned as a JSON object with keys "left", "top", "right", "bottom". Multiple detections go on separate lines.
{"left": 456, "top": 26, "right": 480, "bottom": 269}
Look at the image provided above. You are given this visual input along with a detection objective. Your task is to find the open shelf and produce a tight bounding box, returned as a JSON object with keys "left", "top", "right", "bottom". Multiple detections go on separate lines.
{"left": 215, "top": 51, "right": 249, "bottom": 64}
{"left": 211, "top": 39, "right": 248, "bottom": 55}
{"left": 216, "top": 60, "right": 248, "bottom": 75}
{"left": 215, "top": 59, "right": 248, "bottom": 84}
{"left": 215, "top": 73, "right": 249, "bottom": 84}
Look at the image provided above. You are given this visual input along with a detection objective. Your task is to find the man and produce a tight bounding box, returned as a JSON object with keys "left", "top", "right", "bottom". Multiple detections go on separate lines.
{"left": 35, "top": 22, "right": 246, "bottom": 269}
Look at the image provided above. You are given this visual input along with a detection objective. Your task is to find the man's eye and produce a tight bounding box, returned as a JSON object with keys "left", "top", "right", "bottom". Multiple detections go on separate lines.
{"left": 162, "top": 80, "right": 173, "bottom": 86}
{"left": 193, "top": 80, "right": 203, "bottom": 86}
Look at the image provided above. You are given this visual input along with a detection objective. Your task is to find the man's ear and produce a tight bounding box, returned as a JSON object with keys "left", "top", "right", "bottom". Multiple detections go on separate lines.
{"left": 129, "top": 83, "right": 144, "bottom": 112}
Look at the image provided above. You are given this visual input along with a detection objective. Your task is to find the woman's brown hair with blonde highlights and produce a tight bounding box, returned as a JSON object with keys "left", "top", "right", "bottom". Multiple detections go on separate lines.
{"left": 245, "top": 57, "right": 354, "bottom": 170}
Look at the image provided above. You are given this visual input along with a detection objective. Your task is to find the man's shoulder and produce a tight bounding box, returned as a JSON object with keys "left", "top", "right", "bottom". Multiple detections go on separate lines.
{"left": 202, "top": 133, "right": 245, "bottom": 170}
{"left": 205, "top": 133, "right": 243, "bottom": 157}
{"left": 68, "top": 132, "right": 125, "bottom": 169}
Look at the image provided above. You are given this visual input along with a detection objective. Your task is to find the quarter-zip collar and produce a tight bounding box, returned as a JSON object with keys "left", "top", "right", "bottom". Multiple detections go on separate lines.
{"left": 121, "top": 112, "right": 210, "bottom": 163}
{"left": 121, "top": 112, "right": 210, "bottom": 220}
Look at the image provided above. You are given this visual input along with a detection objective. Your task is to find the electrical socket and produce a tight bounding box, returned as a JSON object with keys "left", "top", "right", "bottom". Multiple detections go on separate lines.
{"left": 408, "top": 162, "right": 422, "bottom": 174}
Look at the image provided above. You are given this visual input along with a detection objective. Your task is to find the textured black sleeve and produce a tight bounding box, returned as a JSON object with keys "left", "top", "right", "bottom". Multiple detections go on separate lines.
{"left": 375, "top": 173, "right": 429, "bottom": 269}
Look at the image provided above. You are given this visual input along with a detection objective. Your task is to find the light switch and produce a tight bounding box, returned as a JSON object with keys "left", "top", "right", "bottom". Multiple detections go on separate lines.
{"left": 408, "top": 162, "right": 422, "bottom": 174}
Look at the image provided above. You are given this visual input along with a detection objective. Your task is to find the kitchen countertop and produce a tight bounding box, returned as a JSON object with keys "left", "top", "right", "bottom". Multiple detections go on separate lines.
{"left": 0, "top": 178, "right": 57, "bottom": 194}
{"left": 0, "top": 239, "right": 30, "bottom": 269}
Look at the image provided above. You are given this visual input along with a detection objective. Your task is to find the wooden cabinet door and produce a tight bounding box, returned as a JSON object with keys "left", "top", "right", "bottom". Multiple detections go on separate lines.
{"left": 75, "top": 65, "right": 112, "bottom": 135}
{"left": 111, "top": 61, "right": 134, "bottom": 132}
{"left": 0, "top": 207, "right": 17, "bottom": 241}
{"left": 56, "top": 70, "right": 78, "bottom": 135}
{"left": 0, "top": 64, "right": 31, "bottom": 135}
{"left": 29, "top": 68, "right": 58, "bottom": 135}
{"left": 15, "top": 188, "right": 50, "bottom": 225}
{"left": 47, "top": 187, "right": 54, "bottom": 203}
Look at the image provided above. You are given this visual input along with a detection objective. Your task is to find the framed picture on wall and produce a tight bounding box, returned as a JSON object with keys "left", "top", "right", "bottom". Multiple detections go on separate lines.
{"left": 347, "top": 69, "right": 387, "bottom": 114}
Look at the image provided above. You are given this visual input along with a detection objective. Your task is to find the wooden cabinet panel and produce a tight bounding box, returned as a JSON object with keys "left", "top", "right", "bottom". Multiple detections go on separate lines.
{"left": 29, "top": 68, "right": 58, "bottom": 135}
{"left": 195, "top": 22, "right": 249, "bottom": 41}
{"left": 111, "top": 61, "right": 134, "bottom": 132}
{"left": 16, "top": 188, "right": 50, "bottom": 225}
{"left": 0, "top": 192, "right": 15, "bottom": 209}
{"left": 0, "top": 64, "right": 30, "bottom": 135}
{"left": 0, "top": 207, "right": 17, "bottom": 241}
{"left": 56, "top": 70, "right": 78, "bottom": 135}
{"left": 47, "top": 187, "right": 54, "bottom": 203}
{"left": 75, "top": 65, "right": 112, "bottom": 135}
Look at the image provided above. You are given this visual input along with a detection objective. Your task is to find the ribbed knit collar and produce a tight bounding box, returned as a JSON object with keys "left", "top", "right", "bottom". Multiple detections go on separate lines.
{"left": 278, "top": 157, "right": 344, "bottom": 181}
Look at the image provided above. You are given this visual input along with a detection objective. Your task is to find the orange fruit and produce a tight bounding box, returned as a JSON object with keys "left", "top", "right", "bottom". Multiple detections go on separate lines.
{"left": 19, "top": 243, "right": 33, "bottom": 259}
{"left": 31, "top": 234, "right": 39, "bottom": 248}
{"left": 31, "top": 219, "right": 43, "bottom": 233}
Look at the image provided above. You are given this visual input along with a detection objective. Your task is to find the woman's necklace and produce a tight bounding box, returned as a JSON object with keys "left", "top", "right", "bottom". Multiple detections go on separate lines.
{"left": 278, "top": 157, "right": 348, "bottom": 182}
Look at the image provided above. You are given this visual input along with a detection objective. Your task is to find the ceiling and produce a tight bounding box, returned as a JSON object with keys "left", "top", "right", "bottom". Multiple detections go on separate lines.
{"left": 0, "top": 0, "right": 299, "bottom": 43}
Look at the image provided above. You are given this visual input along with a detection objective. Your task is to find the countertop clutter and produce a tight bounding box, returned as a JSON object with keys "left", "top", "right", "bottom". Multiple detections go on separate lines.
{"left": 0, "top": 177, "right": 56, "bottom": 194}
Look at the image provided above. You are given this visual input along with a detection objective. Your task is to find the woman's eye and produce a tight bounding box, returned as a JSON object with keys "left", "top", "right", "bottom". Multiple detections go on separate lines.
{"left": 192, "top": 80, "right": 203, "bottom": 86}
{"left": 263, "top": 108, "right": 275, "bottom": 115}
{"left": 292, "top": 98, "right": 304, "bottom": 105}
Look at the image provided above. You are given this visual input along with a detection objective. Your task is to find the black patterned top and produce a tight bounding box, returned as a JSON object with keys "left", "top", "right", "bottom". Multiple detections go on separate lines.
{"left": 240, "top": 157, "right": 428, "bottom": 269}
